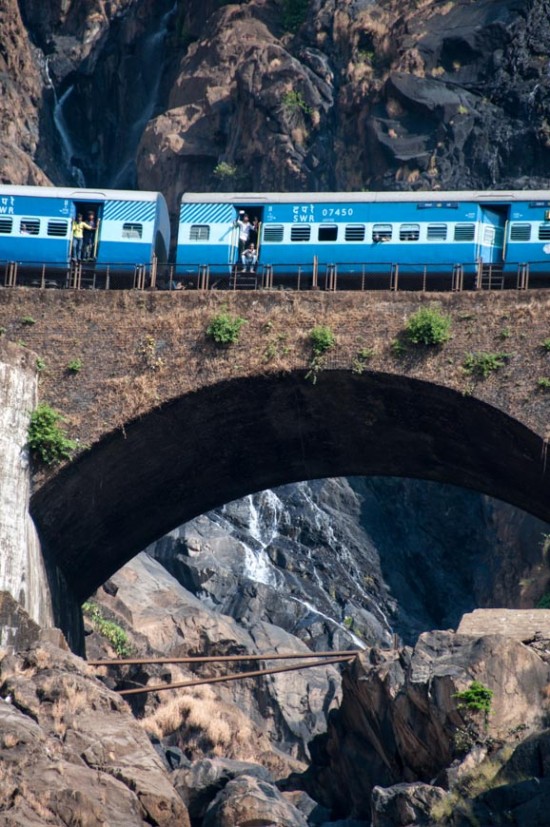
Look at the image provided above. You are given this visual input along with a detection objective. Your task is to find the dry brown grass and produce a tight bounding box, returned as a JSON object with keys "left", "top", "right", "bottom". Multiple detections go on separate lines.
{"left": 139, "top": 678, "right": 258, "bottom": 758}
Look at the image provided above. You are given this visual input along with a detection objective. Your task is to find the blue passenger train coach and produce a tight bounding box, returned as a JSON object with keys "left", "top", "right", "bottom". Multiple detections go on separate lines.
{"left": 3, "top": 185, "right": 550, "bottom": 288}
{"left": 176, "top": 191, "right": 550, "bottom": 284}
{"left": 0, "top": 185, "right": 170, "bottom": 268}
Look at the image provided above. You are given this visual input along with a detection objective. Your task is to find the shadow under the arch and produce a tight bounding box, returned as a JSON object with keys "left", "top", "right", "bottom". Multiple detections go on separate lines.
{"left": 30, "top": 369, "right": 550, "bottom": 609}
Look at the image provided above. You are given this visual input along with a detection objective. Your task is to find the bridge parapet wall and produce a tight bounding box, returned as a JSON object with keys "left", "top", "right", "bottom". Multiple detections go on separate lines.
{"left": 0, "top": 288, "right": 549, "bottom": 470}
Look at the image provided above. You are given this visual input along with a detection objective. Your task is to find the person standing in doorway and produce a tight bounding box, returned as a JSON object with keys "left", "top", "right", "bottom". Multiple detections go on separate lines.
{"left": 235, "top": 211, "right": 251, "bottom": 256}
{"left": 71, "top": 214, "right": 92, "bottom": 261}
{"left": 83, "top": 212, "right": 97, "bottom": 260}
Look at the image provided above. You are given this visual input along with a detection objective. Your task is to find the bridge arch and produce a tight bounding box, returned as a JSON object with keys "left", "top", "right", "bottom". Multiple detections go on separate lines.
{"left": 30, "top": 369, "right": 550, "bottom": 608}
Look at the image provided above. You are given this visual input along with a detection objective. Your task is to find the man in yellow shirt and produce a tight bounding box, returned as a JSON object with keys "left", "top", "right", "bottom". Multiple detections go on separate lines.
{"left": 71, "top": 214, "right": 92, "bottom": 260}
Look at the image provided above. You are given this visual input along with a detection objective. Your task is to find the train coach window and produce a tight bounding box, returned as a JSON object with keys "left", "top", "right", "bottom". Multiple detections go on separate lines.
{"left": 190, "top": 224, "right": 209, "bottom": 241}
{"left": 291, "top": 226, "right": 311, "bottom": 242}
{"left": 345, "top": 224, "right": 365, "bottom": 241}
{"left": 510, "top": 223, "right": 531, "bottom": 241}
{"left": 263, "top": 224, "right": 284, "bottom": 242}
{"left": 372, "top": 224, "right": 392, "bottom": 242}
{"left": 318, "top": 225, "right": 338, "bottom": 241}
{"left": 539, "top": 224, "right": 550, "bottom": 241}
{"left": 399, "top": 224, "right": 420, "bottom": 241}
{"left": 20, "top": 219, "right": 39, "bottom": 235}
{"left": 454, "top": 223, "right": 475, "bottom": 241}
{"left": 0, "top": 218, "right": 13, "bottom": 234}
{"left": 427, "top": 223, "right": 447, "bottom": 240}
{"left": 47, "top": 220, "right": 68, "bottom": 237}
{"left": 122, "top": 222, "right": 143, "bottom": 239}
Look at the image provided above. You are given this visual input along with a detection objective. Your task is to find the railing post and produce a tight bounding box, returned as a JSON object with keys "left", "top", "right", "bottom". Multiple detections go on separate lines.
{"left": 312, "top": 255, "right": 318, "bottom": 289}
{"left": 475, "top": 259, "right": 482, "bottom": 289}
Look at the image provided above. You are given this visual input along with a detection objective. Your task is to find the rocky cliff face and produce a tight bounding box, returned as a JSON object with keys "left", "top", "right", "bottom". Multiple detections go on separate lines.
{"left": 4, "top": 0, "right": 550, "bottom": 213}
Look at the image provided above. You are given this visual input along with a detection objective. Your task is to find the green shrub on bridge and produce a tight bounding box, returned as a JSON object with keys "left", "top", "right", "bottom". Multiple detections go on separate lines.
{"left": 405, "top": 306, "right": 452, "bottom": 346}
{"left": 27, "top": 403, "right": 77, "bottom": 466}
{"left": 206, "top": 312, "right": 247, "bottom": 346}
{"left": 306, "top": 325, "right": 336, "bottom": 383}
{"left": 463, "top": 351, "right": 510, "bottom": 378}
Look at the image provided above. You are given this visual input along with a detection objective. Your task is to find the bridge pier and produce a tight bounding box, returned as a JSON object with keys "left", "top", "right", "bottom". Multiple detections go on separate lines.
{"left": 0, "top": 344, "right": 82, "bottom": 651}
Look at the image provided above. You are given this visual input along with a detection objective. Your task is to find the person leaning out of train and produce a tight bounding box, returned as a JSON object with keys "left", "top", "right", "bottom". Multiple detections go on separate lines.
{"left": 71, "top": 214, "right": 93, "bottom": 260}
{"left": 242, "top": 243, "right": 257, "bottom": 272}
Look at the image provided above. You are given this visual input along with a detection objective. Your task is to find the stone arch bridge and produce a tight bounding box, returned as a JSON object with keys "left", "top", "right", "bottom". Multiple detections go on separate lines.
{"left": 1, "top": 288, "right": 550, "bottom": 638}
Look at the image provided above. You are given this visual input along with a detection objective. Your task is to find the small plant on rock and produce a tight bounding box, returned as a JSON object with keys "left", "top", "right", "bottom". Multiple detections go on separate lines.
{"left": 28, "top": 403, "right": 77, "bottom": 467}
{"left": 453, "top": 680, "right": 494, "bottom": 730}
{"left": 82, "top": 601, "right": 132, "bottom": 657}
{"left": 537, "top": 377, "right": 550, "bottom": 391}
{"left": 405, "top": 306, "right": 451, "bottom": 346}
{"left": 541, "top": 338, "right": 550, "bottom": 352}
{"left": 207, "top": 312, "right": 247, "bottom": 346}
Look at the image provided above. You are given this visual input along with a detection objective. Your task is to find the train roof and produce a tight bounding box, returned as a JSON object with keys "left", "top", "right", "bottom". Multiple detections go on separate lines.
{"left": 0, "top": 185, "right": 165, "bottom": 203}
{"left": 180, "top": 190, "right": 550, "bottom": 204}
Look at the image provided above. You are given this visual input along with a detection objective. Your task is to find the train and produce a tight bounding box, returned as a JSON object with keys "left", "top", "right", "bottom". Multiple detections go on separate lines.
{"left": 2, "top": 184, "right": 550, "bottom": 289}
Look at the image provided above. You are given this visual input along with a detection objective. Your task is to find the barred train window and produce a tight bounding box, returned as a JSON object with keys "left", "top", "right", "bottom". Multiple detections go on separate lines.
{"left": 20, "top": 219, "right": 40, "bottom": 235}
{"left": 263, "top": 224, "right": 283, "bottom": 242}
{"left": 372, "top": 224, "right": 392, "bottom": 242}
{"left": 291, "top": 225, "right": 311, "bottom": 242}
{"left": 122, "top": 222, "right": 143, "bottom": 239}
{"left": 189, "top": 225, "right": 210, "bottom": 241}
{"left": 0, "top": 218, "right": 13, "bottom": 234}
{"left": 399, "top": 224, "right": 420, "bottom": 241}
{"left": 318, "top": 225, "right": 338, "bottom": 242}
{"left": 539, "top": 224, "right": 550, "bottom": 241}
{"left": 427, "top": 224, "right": 447, "bottom": 240}
{"left": 510, "top": 223, "right": 531, "bottom": 241}
{"left": 47, "top": 220, "right": 68, "bottom": 237}
{"left": 345, "top": 224, "right": 365, "bottom": 241}
{"left": 454, "top": 224, "right": 475, "bottom": 241}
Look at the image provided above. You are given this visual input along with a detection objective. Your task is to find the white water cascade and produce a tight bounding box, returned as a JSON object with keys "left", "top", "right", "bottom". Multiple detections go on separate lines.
{"left": 45, "top": 60, "right": 86, "bottom": 186}
{"left": 0, "top": 349, "right": 54, "bottom": 631}
{"left": 239, "top": 491, "right": 285, "bottom": 587}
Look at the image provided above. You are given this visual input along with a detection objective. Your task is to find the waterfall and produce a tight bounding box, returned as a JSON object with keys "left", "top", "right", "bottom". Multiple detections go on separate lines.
{"left": 45, "top": 60, "right": 86, "bottom": 187}
{"left": 110, "top": 1, "right": 177, "bottom": 187}
{"left": 237, "top": 492, "right": 285, "bottom": 587}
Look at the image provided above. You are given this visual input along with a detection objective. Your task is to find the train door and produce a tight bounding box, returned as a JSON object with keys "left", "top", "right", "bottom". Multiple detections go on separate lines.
{"left": 233, "top": 204, "right": 263, "bottom": 267}
{"left": 478, "top": 205, "right": 507, "bottom": 264}
{"left": 72, "top": 200, "right": 102, "bottom": 260}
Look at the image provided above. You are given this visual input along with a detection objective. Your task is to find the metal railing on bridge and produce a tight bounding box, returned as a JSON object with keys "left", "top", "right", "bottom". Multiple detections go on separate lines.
{"left": 1, "top": 257, "right": 545, "bottom": 292}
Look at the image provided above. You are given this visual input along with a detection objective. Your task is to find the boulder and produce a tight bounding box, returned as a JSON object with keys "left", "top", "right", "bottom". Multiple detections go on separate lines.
{"left": 202, "top": 774, "right": 310, "bottom": 827}
{"left": 173, "top": 756, "right": 274, "bottom": 820}
{"left": 371, "top": 781, "right": 446, "bottom": 826}
{"left": 0, "top": 641, "right": 190, "bottom": 827}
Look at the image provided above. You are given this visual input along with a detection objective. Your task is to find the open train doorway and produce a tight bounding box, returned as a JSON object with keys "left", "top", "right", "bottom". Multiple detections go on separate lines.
{"left": 72, "top": 200, "right": 102, "bottom": 261}
{"left": 233, "top": 204, "right": 263, "bottom": 267}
